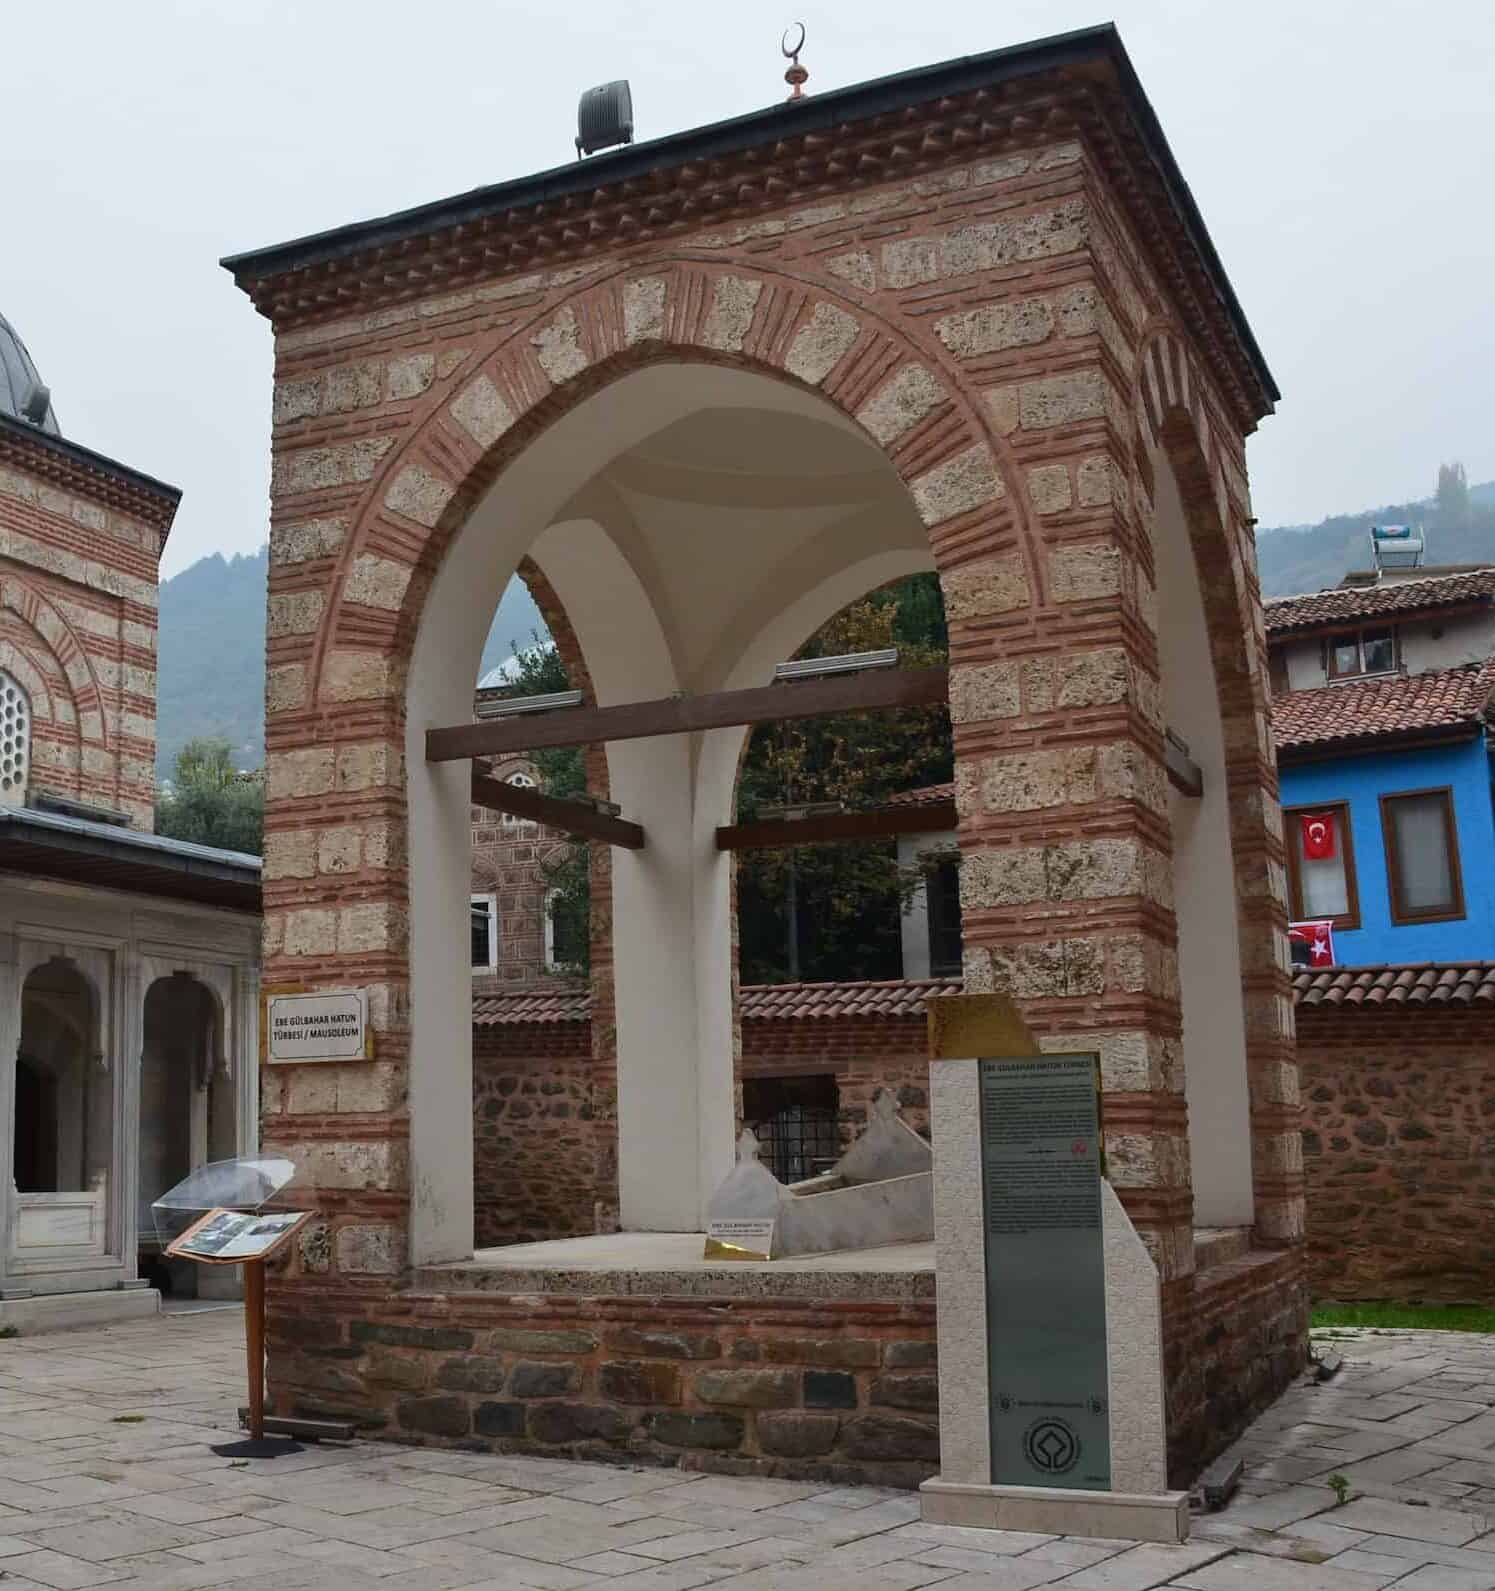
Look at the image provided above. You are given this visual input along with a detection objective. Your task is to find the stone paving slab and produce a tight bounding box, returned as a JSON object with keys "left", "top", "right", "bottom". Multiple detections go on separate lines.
{"left": 3, "top": 1317, "right": 1495, "bottom": 1587}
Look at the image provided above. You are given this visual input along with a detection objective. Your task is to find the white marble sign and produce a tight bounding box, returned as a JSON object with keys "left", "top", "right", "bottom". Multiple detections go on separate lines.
{"left": 267, "top": 990, "right": 368, "bottom": 1064}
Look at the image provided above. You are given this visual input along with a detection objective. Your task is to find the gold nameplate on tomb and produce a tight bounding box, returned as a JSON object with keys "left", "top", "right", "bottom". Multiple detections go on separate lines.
{"left": 704, "top": 1218, "right": 775, "bottom": 1262}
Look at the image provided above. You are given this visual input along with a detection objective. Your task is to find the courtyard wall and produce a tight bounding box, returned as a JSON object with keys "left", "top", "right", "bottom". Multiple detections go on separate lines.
{"left": 1296, "top": 965, "right": 1495, "bottom": 1304}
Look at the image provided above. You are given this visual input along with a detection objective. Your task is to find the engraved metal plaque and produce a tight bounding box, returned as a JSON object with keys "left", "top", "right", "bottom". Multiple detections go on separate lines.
{"left": 979, "top": 1054, "right": 1110, "bottom": 1490}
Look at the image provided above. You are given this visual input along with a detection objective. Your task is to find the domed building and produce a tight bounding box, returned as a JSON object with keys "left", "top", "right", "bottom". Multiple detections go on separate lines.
{"left": 0, "top": 313, "right": 61, "bottom": 435}
{"left": 0, "top": 309, "right": 260, "bottom": 1329}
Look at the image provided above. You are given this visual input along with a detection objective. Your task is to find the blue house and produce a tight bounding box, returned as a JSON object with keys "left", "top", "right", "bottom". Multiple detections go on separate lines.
{"left": 1266, "top": 568, "right": 1495, "bottom": 965}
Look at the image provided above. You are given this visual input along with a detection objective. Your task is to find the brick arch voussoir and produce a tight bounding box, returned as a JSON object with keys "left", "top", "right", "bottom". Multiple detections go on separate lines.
{"left": 315, "top": 259, "right": 1035, "bottom": 708}
{"left": 0, "top": 579, "right": 108, "bottom": 745}
{"left": 1136, "top": 332, "right": 1288, "bottom": 991}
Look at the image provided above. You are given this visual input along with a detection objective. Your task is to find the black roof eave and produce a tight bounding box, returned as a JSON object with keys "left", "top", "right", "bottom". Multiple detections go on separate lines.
{"left": 1276, "top": 724, "right": 1484, "bottom": 766}
{"left": 221, "top": 24, "right": 1277, "bottom": 407}
{"left": 0, "top": 412, "right": 182, "bottom": 512}
{"left": 0, "top": 814, "right": 260, "bottom": 913}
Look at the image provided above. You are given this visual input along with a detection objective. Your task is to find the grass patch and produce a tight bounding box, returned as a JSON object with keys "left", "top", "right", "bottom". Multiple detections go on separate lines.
{"left": 1313, "top": 1301, "right": 1495, "bottom": 1333}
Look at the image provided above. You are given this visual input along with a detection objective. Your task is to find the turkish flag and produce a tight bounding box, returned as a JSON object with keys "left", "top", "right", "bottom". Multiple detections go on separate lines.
{"left": 1300, "top": 811, "right": 1337, "bottom": 861}
{"left": 1289, "top": 920, "right": 1336, "bottom": 967}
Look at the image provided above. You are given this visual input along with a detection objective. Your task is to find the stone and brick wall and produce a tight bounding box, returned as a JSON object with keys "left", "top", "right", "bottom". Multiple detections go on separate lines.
{"left": 472, "top": 993, "right": 939, "bottom": 1249}
{"left": 741, "top": 1008, "right": 934, "bottom": 1143}
{"left": 469, "top": 755, "right": 571, "bottom": 994}
{"left": 1299, "top": 1005, "right": 1495, "bottom": 1303}
{"left": 0, "top": 424, "right": 176, "bottom": 827}
{"left": 473, "top": 1018, "right": 598, "bottom": 1247}
{"left": 269, "top": 1282, "right": 938, "bottom": 1486}
{"left": 468, "top": 991, "right": 1306, "bottom": 1484}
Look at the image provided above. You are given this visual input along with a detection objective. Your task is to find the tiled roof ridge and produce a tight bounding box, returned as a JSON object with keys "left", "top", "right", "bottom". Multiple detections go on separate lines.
{"left": 1263, "top": 567, "right": 1495, "bottom": 634}
{"left": 473, "top": 964, "right": 1495, "bottom": 1024}
{"left": 883, "top": 783, "right": 957, "bottom": 808}
{"left": 1294, "top": 961, "right": 1495, "bottom": 1009}
{"left": 1272, "top": 659, "right": 1495, "bottom": 753}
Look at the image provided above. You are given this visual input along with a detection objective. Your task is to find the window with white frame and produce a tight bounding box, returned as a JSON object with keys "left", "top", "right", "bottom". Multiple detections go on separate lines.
{"left": 545, "top": 886, "right": 586, "bottom": 971}
{"left": 470, "top": 894, "right": 498, "bottom": 970}
{"left": 0, "top": 671, "right": 31, "bottom": 806}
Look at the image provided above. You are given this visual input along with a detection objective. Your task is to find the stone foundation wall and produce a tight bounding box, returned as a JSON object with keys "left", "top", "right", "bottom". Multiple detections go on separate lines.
{"left": 268, "top": 1283, "right": 939, "bottom": 1487}
{"left": 473, "top": 1023, "right": 601, "bottom": 1248}
{"left": 1164, "top": 1248, "right": 1308, "bottom": 1485}
{"left": 1298, "top": 1009, "right": 1495, "bottom": 1303}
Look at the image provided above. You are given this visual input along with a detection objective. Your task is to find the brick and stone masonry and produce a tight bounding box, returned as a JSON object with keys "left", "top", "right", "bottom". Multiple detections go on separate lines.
{"left": 0, "top": 421, "right": 177, "bottom": 828}
{"left": 1299, "top": 992, "right": 1495, "bottom": 1304}
{"left": 232, "top": 32, "right": 1303, "bottom": 1487}
{"left": 469, "top": 985, "right": 1301, "bottom": 1484}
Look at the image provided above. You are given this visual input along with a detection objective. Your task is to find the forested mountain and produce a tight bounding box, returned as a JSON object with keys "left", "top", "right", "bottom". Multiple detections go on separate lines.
{"left": 1256, "top": 474, "right": 1495, "bottom": 597}
{"left": 156, "top": 551, "right": 267, "bottom": 778}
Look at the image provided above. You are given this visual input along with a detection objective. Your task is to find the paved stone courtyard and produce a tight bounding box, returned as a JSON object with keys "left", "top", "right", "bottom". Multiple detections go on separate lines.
{"left": 0, "top": 1313, "right": 1494, "bottom": 1588}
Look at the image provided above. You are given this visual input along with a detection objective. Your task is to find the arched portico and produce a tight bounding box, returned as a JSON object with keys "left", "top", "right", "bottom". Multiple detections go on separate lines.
{"left": 406, "top": 356, "right": 961, "bottom": 1253}
{"left": 238, "top": 27, "right": 1301, "bottom": 1479}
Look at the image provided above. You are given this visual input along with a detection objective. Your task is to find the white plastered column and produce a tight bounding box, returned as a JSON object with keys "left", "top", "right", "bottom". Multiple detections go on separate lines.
{"left": 528, "top": 520, "right": 711, "bottom": 1231}
{"left": 1151, "top": 450, "right": 1255, "bottom": 1228}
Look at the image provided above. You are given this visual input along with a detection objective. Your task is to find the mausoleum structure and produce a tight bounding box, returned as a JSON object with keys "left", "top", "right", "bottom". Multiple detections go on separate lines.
{"left": 228, "top": 24, "right": 1305, "bottom": 1487}
{"left": 0, "top": 314, "right": 262, "bottom": 1330}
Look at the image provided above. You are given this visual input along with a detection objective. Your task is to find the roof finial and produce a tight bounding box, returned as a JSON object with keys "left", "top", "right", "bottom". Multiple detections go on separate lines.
{"left": 782, "top": 22, "right": 809, "bottom": 102}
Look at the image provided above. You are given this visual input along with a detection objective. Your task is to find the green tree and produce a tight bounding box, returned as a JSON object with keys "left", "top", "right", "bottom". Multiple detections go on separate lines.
{"left": 155, "top": 737, "right": 263, "bottom": 854}
{"left": 492, "top": 571, "right": 953, "bottom": 987}
{"left": 496, "top": 635, "right": 591, "bottom": 975}
{"left": 1436, "top": 461, "right": 1470, "bottom": 529}
{"left": 736, "top": 576, "right": 951, "bottom": 984}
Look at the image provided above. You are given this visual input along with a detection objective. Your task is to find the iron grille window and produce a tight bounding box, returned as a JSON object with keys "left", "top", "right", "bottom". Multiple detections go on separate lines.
{"left": 743, "top": 1074, "right": 840, "bottom": 1183}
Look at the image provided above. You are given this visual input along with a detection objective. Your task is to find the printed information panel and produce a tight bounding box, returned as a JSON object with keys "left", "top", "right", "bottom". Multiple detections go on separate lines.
{"left": 980, "top": 1054, "right": 1110, "bottom": 1490}
{"left": 267, "top": 990, "right": 369, "bottom": 1063}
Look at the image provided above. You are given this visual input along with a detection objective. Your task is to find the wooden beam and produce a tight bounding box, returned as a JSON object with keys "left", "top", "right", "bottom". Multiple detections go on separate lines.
{"left": 717, "top": 800, "right": 958, "bottom": 852}
{"left": 429, "top": 667, "right": 949, "bottom": 762}
{"left": 471, "top": 771, "right": 645, "bottom": 850}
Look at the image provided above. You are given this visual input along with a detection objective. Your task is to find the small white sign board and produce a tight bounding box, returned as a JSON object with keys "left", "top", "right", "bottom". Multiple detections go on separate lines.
{"left": 267, "top": 990, "right": 369, "bottom": 1064}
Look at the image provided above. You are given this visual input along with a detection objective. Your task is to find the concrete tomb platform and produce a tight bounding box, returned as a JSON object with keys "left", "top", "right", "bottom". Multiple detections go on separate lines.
{"left": 416, "top": 1230, "right": 935, "bottom": 1299}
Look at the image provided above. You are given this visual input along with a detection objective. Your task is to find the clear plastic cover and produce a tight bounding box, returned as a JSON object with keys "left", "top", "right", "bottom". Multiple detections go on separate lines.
{"left": 151, "top": 1155, "right": 297, "bottom": 1246}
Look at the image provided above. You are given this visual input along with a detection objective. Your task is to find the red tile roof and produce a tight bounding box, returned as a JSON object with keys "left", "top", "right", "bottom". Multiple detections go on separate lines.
{"left": 472, "top": 988, "right": 590, "bottom": 1026}
{"left": 1272, "top": 662, "right": 1495, "bottom": 755}
{"left": 884, "top": 783, "right": 955, "bottom": 809}
{"left": 472, "top": 965, "right": 1495, "bottom": 1026}
{"left": 470, "top": 978, "right": 958, "bottom": 1027}
{"left": 1294, "top": 962, "right": 1495, "bottom": 1009}
{"left": 741, "top": 977, "right": 960, "bottom": 1019}
{"left": 1264, "top": 568, "right": 1495, "bottom": 635}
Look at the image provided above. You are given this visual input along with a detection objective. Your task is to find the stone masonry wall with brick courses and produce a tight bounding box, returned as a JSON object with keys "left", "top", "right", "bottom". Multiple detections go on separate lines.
{"left": 246, "top": 75, "right": 1295, "bottom": 1476}
{"left": 1298, "top": 1009, "right": 1495, "bottom": 1304}
{"left": 473, "top": 1024, "right": 599, "bottom": 1248}
{"left": 469, "top": 1011, "right": 932, "bottom": 1253}
{"left": 469, "top": 765, "right": 571, "bottom": 994}
{"left": 741, "top": 1014, "right": 932, "bottom": 1144}
{"left": 266, "top": 1280, "right": 939, "bottom": 1487}
{"left": 0, "top": 448, "right": 166, "bottom": 828}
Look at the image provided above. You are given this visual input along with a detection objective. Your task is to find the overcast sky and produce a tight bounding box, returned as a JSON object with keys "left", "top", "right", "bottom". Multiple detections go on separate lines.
{"left": 4, "top": 1, "right": 1492, "bottom": 576}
